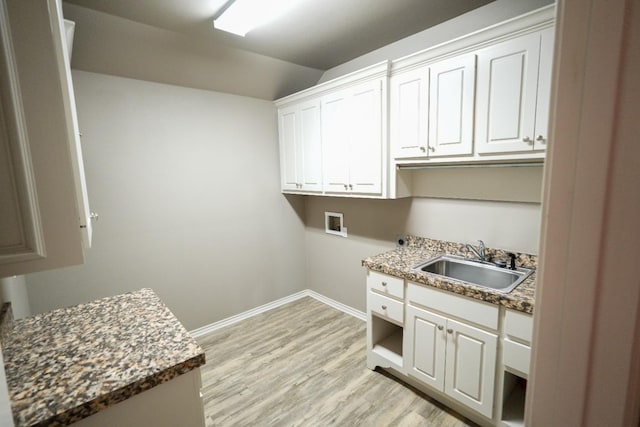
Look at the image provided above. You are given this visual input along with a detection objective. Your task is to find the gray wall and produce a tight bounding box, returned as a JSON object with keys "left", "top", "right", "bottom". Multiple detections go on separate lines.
{"left": 319, "top": 0, "right": 555, "bottom": 83}
{"left": 304, "top": 197, "right": 541, "bottom": 313}
{"left": 25, "top": 71, "right": 307, "bottom": 330}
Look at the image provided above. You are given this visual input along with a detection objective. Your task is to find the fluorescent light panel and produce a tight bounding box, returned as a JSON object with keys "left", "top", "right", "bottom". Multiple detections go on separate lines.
{"left": 214, "top": 0, "right": 304, "bottom": 36}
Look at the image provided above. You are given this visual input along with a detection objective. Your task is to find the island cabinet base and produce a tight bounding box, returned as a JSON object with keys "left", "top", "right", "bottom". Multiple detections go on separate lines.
{"left": 74, "top": 368, "right": 205, "bottom": 427}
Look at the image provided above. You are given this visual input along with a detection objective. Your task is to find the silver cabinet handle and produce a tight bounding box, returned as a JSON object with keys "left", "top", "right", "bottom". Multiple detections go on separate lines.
{"left": 348, "top": 184, "right": 353, "bottom": 190}
{"left": 419, "top": 146, "right": 426, "bottom": 152}
{"left": 381, "top": 281, "right": 387, "bottom": 287}
{"left": 447, "top": 328, "right": 453, "bottom": 334}
{"left": 381, "top": 305, "right": 387, "bottom": 310}
{"left": 428, "top": 146, "right": 435, "bottom": 152}
{"left": 90, "top": 212, "right": 99, "bottom": 222}
{"left": 343, "top": 184, "right": 348, "bottom": 190}
{"left": 536, "top": 135, "right": 546, "bottom": 144}
{"left": 437, "top": 325, "right": 444, "bottom": 330}
{"left": 523, "top": 136, "right": 533, "bottom": 145}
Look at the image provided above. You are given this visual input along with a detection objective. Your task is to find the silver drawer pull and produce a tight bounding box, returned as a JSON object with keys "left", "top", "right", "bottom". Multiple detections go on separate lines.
{"left": 437, "top": 325, "right": 443, "bottom": 330}
{"left": 447, "top": 328, "right": 453, "bottom": 334}
{"left": 381, "top": 305, "right": 387, "bottom": 310}
{"left": 381, "top": 281, "right": 387, "bottom": 287}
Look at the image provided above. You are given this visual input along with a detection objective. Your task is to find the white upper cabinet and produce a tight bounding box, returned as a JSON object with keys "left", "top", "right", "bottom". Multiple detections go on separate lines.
{"left": 322, "top": 79, "right": 383, "bottom": 195}
{"left": 475, "top": 27, "right": 554, "bottom": 154}
{"left": 275, "top": 6, "right": 555, "bottom": 195}
{"left": 0, "top": 0, "right": 92, "bottom": 278}
{"left": 275, "top": 61, "right": 389, "bottom": 198}
{"left": 391, "top": 53, "right": 475, "bottom": 159}
{"left": 428, "top": 54, "right": 476, "bottom": 157}
{"left": 390, "top": 67, "right": 429, "bottom": 158}
{"left": 278, "top": 99, "right": 322, "bottom": 193}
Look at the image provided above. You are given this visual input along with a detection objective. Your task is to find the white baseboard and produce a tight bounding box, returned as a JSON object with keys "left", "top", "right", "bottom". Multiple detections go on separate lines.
{"left": 305, "top": 290, "right": 366, "bottom": 322}
{"left": 189, "top": 290, "right": 365, "bottom": 338}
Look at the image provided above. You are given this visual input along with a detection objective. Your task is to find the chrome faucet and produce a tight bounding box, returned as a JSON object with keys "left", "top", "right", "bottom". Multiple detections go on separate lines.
{"left": 466, "top": 240, "right": 486, "bottom": 262}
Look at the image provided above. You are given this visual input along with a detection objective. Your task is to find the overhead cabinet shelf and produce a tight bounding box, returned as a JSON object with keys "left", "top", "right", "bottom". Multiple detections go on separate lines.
{"left": 274, "top": 5, "right": 555, "bottom": 199}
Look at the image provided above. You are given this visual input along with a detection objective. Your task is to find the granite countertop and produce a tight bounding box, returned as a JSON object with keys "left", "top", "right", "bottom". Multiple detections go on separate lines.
{"left": 1, "top": 288, "right": 205, "bottom": 427}
{"left": 363, "top": 235, "right": 537, "bottom": 314}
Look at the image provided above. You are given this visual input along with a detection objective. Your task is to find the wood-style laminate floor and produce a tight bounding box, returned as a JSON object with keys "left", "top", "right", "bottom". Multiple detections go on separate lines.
{"left": 197, "top": 297, "right": 476, "bottom": 426}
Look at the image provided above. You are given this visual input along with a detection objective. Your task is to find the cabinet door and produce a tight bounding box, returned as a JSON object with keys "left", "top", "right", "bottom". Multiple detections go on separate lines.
{"left": 321, "top": 90, "right": 350, "bottom": 193}
{"left": 444, "top": 318, "right": 498, "bottom": 418}
{"left": 53, "top": 13, "right": 92, "bottom": 248}
{"left": 475, "top": 32, "right": 541, "bottom": 154}
{"left": 428, "top": 54, "right": 475, "bottom": 157}
{"left": 390, "top": 67, "right": 429, "bottom": 159}
{"left": 404, "top": 305, "right": 447, "bottom": 391}
{"left": 298, "top": 100, "right": 322, "bottom": 191}
{"left": 348, "top": 80, "right": 382, "bottom": 195}
{"left": 0, "top": 0, "right": 90, "bottom": 276}
{"left": 278, "top": 106, "right": 299, "bottom": 191}
{"left": 533, "top": 27, "right": 554, "bottom": 150}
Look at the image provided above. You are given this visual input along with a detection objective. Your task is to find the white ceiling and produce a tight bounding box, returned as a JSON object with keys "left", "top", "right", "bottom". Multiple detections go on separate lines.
{"left": 63, "top": 0, "right": 493, "bottom": 70}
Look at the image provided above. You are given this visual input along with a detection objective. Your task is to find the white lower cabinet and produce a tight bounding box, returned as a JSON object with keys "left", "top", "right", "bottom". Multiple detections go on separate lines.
{"left": 366, "top": 270, "right": 534, "bottom": 426}
{"left": 405, "top": 301, "right": 497, "bottom": 419}
{"left": 74, "top": 368, "right": 205, "bottom": 427}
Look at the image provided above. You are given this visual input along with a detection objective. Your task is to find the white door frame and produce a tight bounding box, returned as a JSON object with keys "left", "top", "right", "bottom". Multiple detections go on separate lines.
{"left": 527, "top": 0, "right": 640, "bottom": 426}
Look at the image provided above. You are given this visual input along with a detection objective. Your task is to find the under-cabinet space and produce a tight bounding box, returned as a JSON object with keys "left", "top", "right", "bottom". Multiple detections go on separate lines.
{"left": 370, "top": 315, "right": 404, "bottom": 368}
{"left": 500, "top": 372, "right": 527, "bottom": 427}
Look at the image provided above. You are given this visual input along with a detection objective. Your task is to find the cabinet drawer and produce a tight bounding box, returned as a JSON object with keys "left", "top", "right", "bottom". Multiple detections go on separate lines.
{"left": 407, "top": 282, "right": 498, "bottom": 330}
{"left": 368, "top": 291, "right": 404, "bottom": 325}
{"left": 505, "top": 309, "right": 533, "bottom": 344}
{"left": 503, "top": 338, "right": 531, "bottom": 377}
{"left": 367, "top": 270, "right": 404, "bottom": 300}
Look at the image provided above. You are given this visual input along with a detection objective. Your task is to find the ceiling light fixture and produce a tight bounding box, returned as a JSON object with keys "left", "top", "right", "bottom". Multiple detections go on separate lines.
{"left": 213, "top": 0, "right": 305, "bottom": 37}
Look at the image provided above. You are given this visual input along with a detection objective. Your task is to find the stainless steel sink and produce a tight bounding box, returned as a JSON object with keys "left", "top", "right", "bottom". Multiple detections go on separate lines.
{"left": 414, "top": 255, "right": 533, "bottom": 293}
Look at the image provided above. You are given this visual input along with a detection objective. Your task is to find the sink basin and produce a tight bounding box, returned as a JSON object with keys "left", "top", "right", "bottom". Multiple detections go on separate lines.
{"left": 414, "top": 255, "right": 533, "bottom": 293}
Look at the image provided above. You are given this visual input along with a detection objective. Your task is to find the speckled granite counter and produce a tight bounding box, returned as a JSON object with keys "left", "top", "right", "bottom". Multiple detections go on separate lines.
{"left": 1, "top": 288, "right": 205, "bottom": 427}
{"left": 363, "top": 235, "right": 537, "bottom": 314}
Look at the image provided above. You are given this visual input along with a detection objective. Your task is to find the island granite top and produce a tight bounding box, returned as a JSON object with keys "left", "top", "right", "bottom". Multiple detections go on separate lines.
{"left": 1, "top": 288, "right": 205, "bottom": 427}
{"left": 362, "top": 235, "right": 537, "bottom": 314}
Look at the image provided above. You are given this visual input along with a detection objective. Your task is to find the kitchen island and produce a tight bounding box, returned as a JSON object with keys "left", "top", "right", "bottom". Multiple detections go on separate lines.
{"left": 0, "top": 288, "right": 205, "bottom": 426}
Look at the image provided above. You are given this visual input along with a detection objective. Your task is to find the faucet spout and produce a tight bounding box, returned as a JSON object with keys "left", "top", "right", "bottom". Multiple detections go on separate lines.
{"left": 466, "top": 240, "right": 486, "bottom": 261}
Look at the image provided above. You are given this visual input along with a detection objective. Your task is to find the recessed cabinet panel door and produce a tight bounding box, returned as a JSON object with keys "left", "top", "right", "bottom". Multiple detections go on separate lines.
{"left": 278, "top": 108, "right": 299, "bottom": 191}
{"left": 391, "top": 68, "right": 429, "bottom": 159}
{"left": 299, "top": 101, "right": 322, "bottom": 191}
{"left": 475, "top": 32, "right": 541, "bottom": 154}
{"left": 444, "top": 318, "right": 497, "bottom": 418}
{"left": 533, "top": 27, "right": 554, "bottom": 151}
{"left": 349, "top": 81, "right": 382, "bottom": 195}
{"left": 404, "top": 305, "right": 446, "bottom": 391}
{"left": 428, "top": 54, "right": 475, "bottom": 157}
{"left": 321, "top": 92, "right": 350, "bottom": 192}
